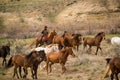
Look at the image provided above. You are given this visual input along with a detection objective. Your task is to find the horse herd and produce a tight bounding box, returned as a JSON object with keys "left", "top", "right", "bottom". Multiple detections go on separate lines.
{"left": 0, "top": 30, "right": 120, "bottom": 80}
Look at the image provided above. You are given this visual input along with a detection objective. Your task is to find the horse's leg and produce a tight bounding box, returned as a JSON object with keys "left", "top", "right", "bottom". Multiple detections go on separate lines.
{"left": 95, "top": 46, "right": 99, "bottom": 55}
{"left": 19, "top": 66, "right": 22, "bottom": 78}
{"left": 110, "top": 72, "right": 114, "bottom": 80}
{"left": 46, "top": 60, "right": 49, "bottom": 75}
{"left": 22, "top": 68, "right": 26, "bottom": 78}
{"left": 13, "top": 66, "right": 19, "bottom": 79}
{"left": 2, "top": 58, "right": 6, "bottom": 66}
{"left": 33, "top": 65, "right": 39, "bottom": 79}
{"left": 115, "top": 73, "right": 119, "bottom": 80}
{"left": 30, "top": 67, "right": 34, "bottom": 79}
{"left": 13, "top": 66, "right": 16, "bottom": 78}
{"left": 23, "top": 67, "right": 27, "bottom": 78}
{"left": 83, "top": 42, "right": 87, "bottom": 52}
{"left": 2, "top": 58, "right": 4, "bottom": 66}
{"left": 87, "top": 46, "right": 91, "bottom": 54}
{"left": 49, "top": 62, "right": 54, "bottom": 73}
{"left": 60, "top": 63, "right": 66, "bottom": 74}
{"left": 99, "top": 46, "right": 103, "bottom": 54}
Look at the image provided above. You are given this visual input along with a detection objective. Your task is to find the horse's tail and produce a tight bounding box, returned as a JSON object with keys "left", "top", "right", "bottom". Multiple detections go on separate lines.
{"left": 6, "top": 56, "right": 13, "bottom": 68}
{"left": 102, "top": 57, "right": 111, "bottom": 78}
{"left": 83, "top": 37, "right": 86, "bottom": 41}
{"left": 29, "top": 37, "right": 40, "bottom": 47}
{"left": 102, "top": 64, "right": 111, "bottom": 78}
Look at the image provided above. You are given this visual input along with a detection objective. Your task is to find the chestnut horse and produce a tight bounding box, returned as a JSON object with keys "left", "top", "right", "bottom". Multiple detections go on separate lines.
{"left": 102, "top": 57, "right": 120, "bottom": 80}
{"left": 29, "top": 30, "right": 57, "bottom": 47}
{"left": 52, "top": 33, "right": 80, "bottom": 50}
{"left": 7, "top": 50, "right": 46, "bottom": 79}
{"left": 46, "top": 47, "right": 75, "bottom": 75}
{"left": 83, "top": 32, "right": 105, "bottom": 55}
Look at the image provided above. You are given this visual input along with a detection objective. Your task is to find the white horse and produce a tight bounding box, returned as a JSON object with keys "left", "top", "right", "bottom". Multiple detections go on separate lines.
{"left": 31, "top": 44, "right": 59, "bottom": 53}
{"left": 111, "top": 37, "right": 120, "bottom": 46}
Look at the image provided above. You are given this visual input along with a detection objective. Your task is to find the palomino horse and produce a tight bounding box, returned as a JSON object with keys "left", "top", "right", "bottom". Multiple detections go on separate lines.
{"left": 102, "top": 57, "right": 120, "bottom": 80}
{"left": 46, "top": 47, "right": 75, "bottom": 75}
{"left": 0, "top": 45, "right": 10, "bottom": 66}
{"left": 111, "top": 37, "right": 120, "bottom": 46}
{"left": 7, "top": 50, "right": 46, "bottom": 79}
{"left": 29, "top": 30, "right": 57, "bottom": 47}
{"left": 83, "top": 32, "right": 105, "bottom": 55}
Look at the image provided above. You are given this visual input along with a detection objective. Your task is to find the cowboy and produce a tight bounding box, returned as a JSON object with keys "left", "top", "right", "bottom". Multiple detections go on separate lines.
{"left": 41, "top": 26, "right": 49, "bottom": 42}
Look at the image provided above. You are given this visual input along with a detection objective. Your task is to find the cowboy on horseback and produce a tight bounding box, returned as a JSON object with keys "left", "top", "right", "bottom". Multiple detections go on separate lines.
{"left": 41, "top": 26, "right": 49, "bottom": 42}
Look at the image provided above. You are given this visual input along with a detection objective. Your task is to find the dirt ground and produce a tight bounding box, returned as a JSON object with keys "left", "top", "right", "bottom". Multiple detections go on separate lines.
{"left": 0, "top": 40, "right": 119, "bottom": 80}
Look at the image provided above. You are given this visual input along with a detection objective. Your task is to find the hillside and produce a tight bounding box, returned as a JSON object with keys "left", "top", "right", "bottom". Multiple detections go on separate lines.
{"left": 0, "top": 0, "right": 120, "bottom": 38}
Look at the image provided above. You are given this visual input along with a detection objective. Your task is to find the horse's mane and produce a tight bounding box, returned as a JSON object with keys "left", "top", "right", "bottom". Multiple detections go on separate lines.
{"left": 95, "top": 32, "right": 104, "bottom": 37}
{"left": 73, "top": 34, "right": 81, "bottom": 42}
{"left": 60, "top": 48, "right": 66, "bottom": 53}
{"left": 48, "top": 30, "right": 56, "bottom": 38}
{"left": 26, "top": 51, "right": 36, "bottom": 59}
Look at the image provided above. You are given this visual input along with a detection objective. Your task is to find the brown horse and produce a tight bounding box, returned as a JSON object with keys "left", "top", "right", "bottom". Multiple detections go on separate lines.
{"left": 52, "top": 33, "right": 78, "bottom": 50}
{"left": 7, "top": 50, "right": 46, "bottom": 79}
{"left": 46, "top": 47, "right": 75, "bottom": 75}
{"left": 83, "top": 32, "right": 105, "bottom": 55}
{"left": 29, "top": 30, "right": 57, "bottom": 47}
{"left": 72, "top": 33, "right": 83, "bottom": 51}
{"left": 103, "top": 57, "right": 120, "bottom": 80}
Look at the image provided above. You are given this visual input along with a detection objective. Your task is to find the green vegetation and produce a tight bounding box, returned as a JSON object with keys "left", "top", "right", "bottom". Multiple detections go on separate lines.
{"left": 0, "top": 16, "right": 5, "bottom": 31}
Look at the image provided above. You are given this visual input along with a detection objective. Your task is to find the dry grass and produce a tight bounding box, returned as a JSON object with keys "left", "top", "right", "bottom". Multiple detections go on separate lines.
{"left": 0, "top": 35, "right": 120, "bottom": 80}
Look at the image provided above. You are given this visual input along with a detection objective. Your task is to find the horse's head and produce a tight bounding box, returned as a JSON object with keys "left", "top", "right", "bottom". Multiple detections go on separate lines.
{"left": 95, "top": 32, "right": 105, "bottom": 40}
{"left": 73, "top": 33, "right": 83, "bottom": 45}
{"left": 37, "top": 50, "right": 46, "bottom": 61}
{"left": 2, "top": 45, "right": 10, "bottom": 55}
{"left": 48, "top": 30, "right": 57, "bottom": 39}
{"left": 101, "top": 32, "right": 106, "bottom": 40}
{"left": 26, "top": 51, "right": 44, "bottom": 64}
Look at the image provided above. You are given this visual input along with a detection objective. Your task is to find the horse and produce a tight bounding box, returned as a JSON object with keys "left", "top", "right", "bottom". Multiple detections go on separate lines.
{"left": 6, "top": 50, "right": 46, "bottom": 79}
{"left": 102, "top": 57, "right": 120, "bottom": 80}
{"left": 72, "top": 33, "right": 83, "bottom": 51}
{"left": 52, "top": 33, "right": 78, "bottom": 50}
{"left": 0, "top": 45, "right": 10, "bottom": 66}
{"left": 31, "top": 44, "right": 59, "bottom": 53}
{"left": 83, "top": 32, "right": 105, "bottom": 55}
{"left": 111, "top": 37, "right": 120, "bottom": 46}
{"left": 29, "top": 30, "right": 57, "bottom": 47}
{"left": 31, "top": 44, "right": 59, "bottom": 70}
{"left": 46, "top": 47, "right": 76, "bottom": 75}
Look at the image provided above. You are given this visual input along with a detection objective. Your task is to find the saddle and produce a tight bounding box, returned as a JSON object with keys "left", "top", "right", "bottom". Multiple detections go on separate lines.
{"left": 42, "top": 35, "right": 49, "bottom": 42}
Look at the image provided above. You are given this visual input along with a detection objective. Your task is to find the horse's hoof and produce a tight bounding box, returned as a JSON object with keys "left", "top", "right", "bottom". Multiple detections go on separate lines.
{"left": 23, "top": 75, "right": 26, "bottom": 78}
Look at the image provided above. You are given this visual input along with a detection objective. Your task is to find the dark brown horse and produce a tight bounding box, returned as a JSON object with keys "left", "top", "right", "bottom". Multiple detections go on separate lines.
{"left": 29, "top": 30, "right": 57, "bottom": 47}
{"left": 7, "top": 50, "right": 46, "bottom": 79}
{"left": 0, "top": 45, "right": 10, "bottom": 66}
{"left": 83, "top": 32, "right": 105, "bottom": 55}
{"left": 102, "top": 57, "right": 120, "bottom": 80}
{"left": 72, "top": 33, "right": 83, "bottom": 51}
{"left": 46, "top": 47, "right": 75, "bottom": 75}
